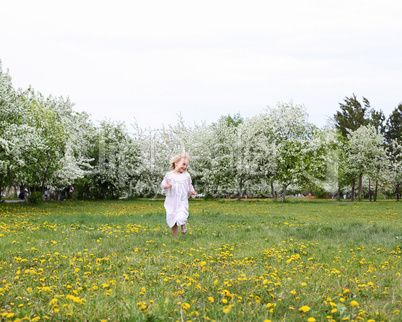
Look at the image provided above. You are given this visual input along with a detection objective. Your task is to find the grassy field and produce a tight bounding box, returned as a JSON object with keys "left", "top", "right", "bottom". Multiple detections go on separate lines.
{"left": 0, "top": 198, "right": 401, "bottom": 321}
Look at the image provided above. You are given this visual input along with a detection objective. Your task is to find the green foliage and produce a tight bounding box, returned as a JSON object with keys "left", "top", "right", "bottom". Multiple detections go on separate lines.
{"left": 334, "top": 94, "right": 370, "bottom": 138}
{"left": 203, "top": 192, "right": 214, "bottom": 201}
{"left": 313, "top": 187, "right": 327, "bottom": 199}
{"left": 385, "top": 103, "right": 402, "bottom": 146}
{"left": 220, "top": 112, "right": 244, "bottom": 127}
{"left": 369, "top": 108, "right": 386, "bottom": 134}
{"left": 29, "top": 191, "right": 43, "bottom": 204}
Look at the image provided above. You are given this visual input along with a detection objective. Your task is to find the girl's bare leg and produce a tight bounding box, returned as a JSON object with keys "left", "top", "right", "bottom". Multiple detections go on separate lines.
{"left": 171, "top": 224, "right": 178, "bottom": 237}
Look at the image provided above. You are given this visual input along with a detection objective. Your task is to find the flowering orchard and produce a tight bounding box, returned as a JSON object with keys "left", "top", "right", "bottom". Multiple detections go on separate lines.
{"left": 0, "top": 199, "right": 401, "bottom": 321}
{"left": 1, "top": 64, "right": 402, "bottom": 202}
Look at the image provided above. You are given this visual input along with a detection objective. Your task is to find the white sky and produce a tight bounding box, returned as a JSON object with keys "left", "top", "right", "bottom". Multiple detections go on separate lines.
{"left": 1, "top": 0, "right": 402, "bottom": 129}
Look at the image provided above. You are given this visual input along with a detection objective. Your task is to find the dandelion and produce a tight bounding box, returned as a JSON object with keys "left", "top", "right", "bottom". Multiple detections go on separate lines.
{"left": 299, "top": 305, "right": 311, "bottom": 313}
{"left": 207, "top": 297, "right": 214, "bottom": 303}
{"left": 350, "top": 300, "right": 359, "bottom": 307}
{"left": 49, "top": 298, "right": 58, "bottom": 306}
{"left": 223, "top": 304, "right": 234, "bottom": 314}
{"left": 308, "top": 318, "right": 316, "bottom": 322}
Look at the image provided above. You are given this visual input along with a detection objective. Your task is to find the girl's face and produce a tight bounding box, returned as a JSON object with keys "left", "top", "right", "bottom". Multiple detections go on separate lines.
{"left": 175, "top": 158, "right": 188, "bottom": 173}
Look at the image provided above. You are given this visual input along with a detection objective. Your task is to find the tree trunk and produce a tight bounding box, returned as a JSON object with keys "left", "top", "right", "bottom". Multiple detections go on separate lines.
{"left": 0, "top": 183, "right": 2, "bottom": 202}
{"left": 358, "top": 173, "right": 363, "bottom": 199}
{"left": 351, "top": 177, "right": 355, "bottom": 202}
{"left": 396, "top": 185, "right": 400, "bottom": 202}
{"left": 20, "top": 185, "right": 26, "bottom": 203}
{"left": 337, "top": 185, "right": 340, "bottom": 201}
{"left": 369, "top": 179, "right": 372, "bottom": 202}
{"left": 271, "top": 181, "right": 277, "bottom": 201}
{"left": 24, "top": 188, "right": 28, "bottom": 203}
{"left": 374, "top": 180, "right": 378, "bottom": 202}
{"left": 237, "top": 179, "right": 242, "bottom": 201}
{"left": 58, "top": 191, "right": 61, "bottom": 202}
{"left": 281, "top": 184, "right": 287, "bottom": 202}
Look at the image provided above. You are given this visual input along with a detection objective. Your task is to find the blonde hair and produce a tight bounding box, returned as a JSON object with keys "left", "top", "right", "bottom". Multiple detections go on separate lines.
{"left": 170, "top": 152, "right": 189, "bottom": 170}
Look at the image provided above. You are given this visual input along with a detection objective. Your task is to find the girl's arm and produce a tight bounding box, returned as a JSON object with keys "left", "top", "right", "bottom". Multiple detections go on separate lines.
{"left": 161, "top": 175, "right": 172, "bottom": 194}
{"left": 187, "top": 173, "right": 196, "bottom": 196}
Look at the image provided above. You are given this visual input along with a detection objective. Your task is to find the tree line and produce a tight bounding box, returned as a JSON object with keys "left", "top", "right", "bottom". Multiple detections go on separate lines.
{"left": 1, "top": 63, "right": 401, "bottom": 202}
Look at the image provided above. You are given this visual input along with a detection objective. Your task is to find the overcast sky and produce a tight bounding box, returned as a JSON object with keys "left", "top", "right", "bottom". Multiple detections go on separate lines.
{"left": 1, "top": 0, "right": 401, "bottom": 129}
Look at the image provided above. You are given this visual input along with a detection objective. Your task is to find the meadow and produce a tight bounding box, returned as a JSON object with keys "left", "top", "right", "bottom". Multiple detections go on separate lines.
{"left": 0, "top": 198, "right": 401, "bottom": 322}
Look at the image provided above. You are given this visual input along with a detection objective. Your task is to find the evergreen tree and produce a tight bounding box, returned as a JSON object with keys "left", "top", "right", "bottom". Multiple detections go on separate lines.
{"left": 334, "top": 94, "right": 369, "bottom": 138}
{"left": 385, "top": 103, "right": 402, "bottom": 146}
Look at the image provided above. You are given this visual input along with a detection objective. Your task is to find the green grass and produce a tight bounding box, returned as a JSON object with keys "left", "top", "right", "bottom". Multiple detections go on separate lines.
{"left": 0, "top": 198, "right": 401, "bottom": 321}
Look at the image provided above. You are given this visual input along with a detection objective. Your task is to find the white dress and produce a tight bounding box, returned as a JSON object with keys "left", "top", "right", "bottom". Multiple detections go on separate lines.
{"left": 161, "top": 171, "right": 194, "bottom": 228}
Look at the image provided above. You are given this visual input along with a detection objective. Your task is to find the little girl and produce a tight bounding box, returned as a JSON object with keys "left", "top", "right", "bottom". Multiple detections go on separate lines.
{"left": 161, "top": 152, "right": 196, "bottom": 237}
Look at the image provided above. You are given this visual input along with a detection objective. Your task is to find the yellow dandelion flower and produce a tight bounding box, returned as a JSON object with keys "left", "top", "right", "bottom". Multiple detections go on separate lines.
{"left": 49, "top": 298, "right": 58, "bottom": 306}
{"left": 223, "top": 304, "right": 234, "bottom": 314}
{"left": 308, "top": 318, "right": 316, "bottom": 322}
{"left": 350, "top": 300, "right": 359, "bottom": 307}
{"left": 207, "top": 297, "right": 214, "bottom": 303}
{"left": 299, "top": 305, "right": 311, "bottom": 313}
